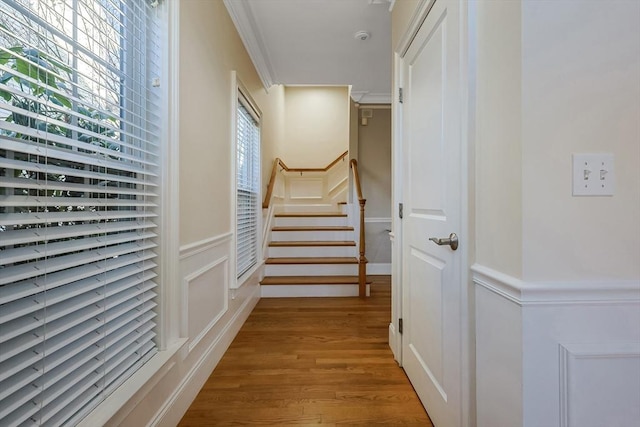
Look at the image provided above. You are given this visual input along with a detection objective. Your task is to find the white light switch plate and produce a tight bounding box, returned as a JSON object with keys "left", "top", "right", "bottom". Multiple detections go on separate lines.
{"left": 572, "top": 153, "right": 615, "bottom": 196}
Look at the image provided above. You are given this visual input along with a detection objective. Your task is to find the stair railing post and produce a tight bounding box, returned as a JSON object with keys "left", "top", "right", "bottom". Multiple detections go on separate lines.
{"left": 358, "top": 198, "right": 367, "bottom": 297}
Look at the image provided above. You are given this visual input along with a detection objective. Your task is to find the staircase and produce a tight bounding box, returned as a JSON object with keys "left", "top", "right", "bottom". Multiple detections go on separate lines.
{"left": 261, "top": 209, "right": 370, "bottom": 297}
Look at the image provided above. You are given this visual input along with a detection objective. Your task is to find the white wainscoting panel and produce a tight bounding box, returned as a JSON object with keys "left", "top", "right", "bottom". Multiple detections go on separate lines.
{"left": 289, "top": 178, "right": 323, "bottom": 199}
{"left": 472, "top": 264, "right": 640, "bottom": 427}
{"left": 179, "top": 233, "right": 232, "bottom": 352}
{"left": 475, "top": 284, "right": 523, "bottom": 427}
{"left": 559, "top": 342, "right": 640, "bottom": 427}
{"left": 364, "top": 219, "right": 391, "bottom": 266}
{"left": 186, "top": 256, "right": 229, "bottom": 352}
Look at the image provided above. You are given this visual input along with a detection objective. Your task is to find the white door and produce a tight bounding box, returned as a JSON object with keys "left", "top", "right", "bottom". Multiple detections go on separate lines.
{"left": 401, "top": 0, "right": 464, "bottom": 426}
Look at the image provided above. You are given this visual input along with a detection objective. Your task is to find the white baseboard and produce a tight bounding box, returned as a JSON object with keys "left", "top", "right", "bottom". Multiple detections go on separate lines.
{"left": 149, "top": 284, "right": 260, "bottom": 427}
{"left": 368, "top": 263, "right": 391, "bottom": 275}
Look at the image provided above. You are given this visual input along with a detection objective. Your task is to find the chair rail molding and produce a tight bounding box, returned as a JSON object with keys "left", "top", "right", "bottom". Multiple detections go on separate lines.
{"left": 471, "top": 263, "right": 640, "bottom": 306}
{"left": 179, "top": 232, "right": 233, "bottom": 260}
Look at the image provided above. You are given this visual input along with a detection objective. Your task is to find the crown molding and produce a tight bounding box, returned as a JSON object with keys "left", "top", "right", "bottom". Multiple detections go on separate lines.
{"left": 351, "top": 91, "right": 392, "bottom": 104}
{"left": 223, "top": 0, "right": 276, "bottom": 89}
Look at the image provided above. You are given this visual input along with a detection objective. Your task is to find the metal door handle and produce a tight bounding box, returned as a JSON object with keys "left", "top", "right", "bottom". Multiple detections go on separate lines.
{"left": 429, "top": 233, "right": 458, "bottom": 251}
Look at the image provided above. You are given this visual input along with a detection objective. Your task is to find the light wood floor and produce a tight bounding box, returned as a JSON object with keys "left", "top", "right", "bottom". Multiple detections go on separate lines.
{"left": 178, "top": 276, "right": 433, "bottom": 426}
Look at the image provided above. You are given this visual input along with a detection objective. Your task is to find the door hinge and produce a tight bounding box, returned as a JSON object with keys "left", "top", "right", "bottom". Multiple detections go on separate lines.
{"left": 398, "top": 87, "right": 403, "bottom": 104}
{"left": 399, "top": 203, "right": 403, "bottom": 219}
{"left": 399, "top": 318, "right": 403, "bottom": 334}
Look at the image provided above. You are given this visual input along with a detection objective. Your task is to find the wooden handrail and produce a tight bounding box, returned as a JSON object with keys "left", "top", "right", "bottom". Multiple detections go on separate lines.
{"left": 350, "top": 159, "right": 367, "bottom": 298}
{"left": 279, "top": 150, "right": 348, "bottom": 173}
{"left": 263, "top": 158, "right": 285, "bottom": 209}
{"left": 350, "top": 159, "right": 364, "bottom": 202}
{"left": 262, "top": 150, "right": 349, "bottom": 209}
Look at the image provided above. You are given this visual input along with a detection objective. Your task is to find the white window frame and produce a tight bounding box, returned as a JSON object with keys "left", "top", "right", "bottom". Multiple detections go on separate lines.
{"left": 0, "top": 1, "right": 181, "bottom": 425}
{"left": 231, "top": 73, "right": 262, "bottom": 288}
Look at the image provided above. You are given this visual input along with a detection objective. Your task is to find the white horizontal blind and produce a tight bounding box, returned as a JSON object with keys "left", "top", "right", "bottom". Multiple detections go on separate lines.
{"left": 236, "top": 95, "right": 259, "bottom": 278}
{"left": 0, "top": 0, "right": 161, "bottom": 426}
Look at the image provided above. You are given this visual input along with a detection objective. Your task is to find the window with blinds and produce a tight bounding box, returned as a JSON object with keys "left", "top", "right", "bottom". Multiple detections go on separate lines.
{"left": 0, "top": 0, "right": 161, "bottom": 426}
{"left": 236, "top": 94, "right": 260, "bottom": 279}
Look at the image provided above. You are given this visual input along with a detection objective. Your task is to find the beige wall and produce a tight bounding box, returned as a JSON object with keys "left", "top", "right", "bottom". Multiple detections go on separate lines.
{"left": 359, "top": 107, "right": 392, "bottom": 218}
{"left": 474, "top": 0, "right": 523, "bottom": 278}
{"left": 179, "top": 0, "right": 268, "bottom": 246}
{"left": 283, "top": 86, "right": 350, "bottom": 168}
{"left": 178, "top": 1, "right": 288, "bottom": 246}
{"left": 254, "top": 85, "right": 286, "bottom": 199}
{"left": 474, "top": 0, "right": 640, "bottom": 282}
{"left": 349, "top": 98, "right": 359, "bottom": 162}
{"left": 520, "top": 0, "right": 640, "bottom": 281}
{"left": 359, "top": 106, "right": 392, "bottom": 265}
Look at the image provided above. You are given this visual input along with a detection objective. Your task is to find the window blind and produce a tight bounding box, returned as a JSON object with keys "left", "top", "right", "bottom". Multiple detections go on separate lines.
{"left": 0, "top": 0, "right": 161, "bottom": 425}
{"left": 236, "top": 96, "right": 259, "bottom": 279}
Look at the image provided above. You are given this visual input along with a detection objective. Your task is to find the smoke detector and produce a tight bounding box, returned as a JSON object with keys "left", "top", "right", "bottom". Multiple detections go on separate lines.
{"left": 354, "top": 31, "right": 370, "bottom": 41}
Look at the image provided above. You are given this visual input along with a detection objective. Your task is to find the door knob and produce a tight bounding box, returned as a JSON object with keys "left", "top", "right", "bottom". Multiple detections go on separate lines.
{"left": 429, "top": 233, "right": 458, "bottom": 251}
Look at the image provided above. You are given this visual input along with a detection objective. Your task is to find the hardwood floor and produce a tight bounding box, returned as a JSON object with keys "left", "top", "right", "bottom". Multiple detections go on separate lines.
{"left": 178, "top": 276, "right": 433, "bottom": 426}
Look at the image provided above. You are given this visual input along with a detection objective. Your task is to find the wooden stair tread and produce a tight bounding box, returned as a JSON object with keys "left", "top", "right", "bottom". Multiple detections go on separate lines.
{"left": 275, "top": 212, "right": 347, "bottom": 217}
{"left": 265, "top": 257, "right": 358, "bottom": 265}
{"left": 261, "top": 275, "right": 372, "bottom": 285}
{"left": 269, "top": 240, "right": 356, "bottom": 247}
{"left": 271, "top": 226, "right": 354, "bottom": 231}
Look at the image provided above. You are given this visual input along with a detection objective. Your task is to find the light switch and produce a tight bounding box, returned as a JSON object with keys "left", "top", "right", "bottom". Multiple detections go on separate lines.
{"left": 572, "top": 153, "right": 615, "bottom": 196}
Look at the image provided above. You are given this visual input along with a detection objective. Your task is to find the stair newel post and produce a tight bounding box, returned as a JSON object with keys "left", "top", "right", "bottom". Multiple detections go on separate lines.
{"left": 358, "top": 198, "right": 367, "bottom": 297}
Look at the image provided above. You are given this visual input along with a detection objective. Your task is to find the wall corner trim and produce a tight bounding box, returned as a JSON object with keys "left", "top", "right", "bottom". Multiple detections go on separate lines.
{"left": 471, "top": 264, "right": 640, "bottom": 306}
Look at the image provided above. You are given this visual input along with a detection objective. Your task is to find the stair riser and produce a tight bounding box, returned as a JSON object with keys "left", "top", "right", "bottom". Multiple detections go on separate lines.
{"left": 271, "top": 230, "right": 353, "bottom": 241}
{"left": 264, "top": 263, "right": 359, "bottom": 276}
{"left": 261, "top": 284, "right": 370, "bottom": 298}
{"left": 274, "top": 216, "right": 347, "bottom": 227}
{"left": 268, "top": 246, "right": 356, "bottom": 258}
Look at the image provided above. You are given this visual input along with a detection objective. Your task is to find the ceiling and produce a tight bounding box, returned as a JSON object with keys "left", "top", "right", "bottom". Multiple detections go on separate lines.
{"left": 224, "top": 0, "right": 394, "bottom": 104}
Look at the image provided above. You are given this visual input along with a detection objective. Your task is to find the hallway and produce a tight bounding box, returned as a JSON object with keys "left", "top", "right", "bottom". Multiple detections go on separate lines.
{"left": 178, "top": 277, "right": 432, "bottom": 426}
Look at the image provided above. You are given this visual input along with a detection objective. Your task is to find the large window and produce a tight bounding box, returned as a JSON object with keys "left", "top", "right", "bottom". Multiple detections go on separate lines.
{"left": 0, "top": 0, "right": 161, "bottom": 425}
{"left": 236, "top": 92, "right": 260, "bottom": 280}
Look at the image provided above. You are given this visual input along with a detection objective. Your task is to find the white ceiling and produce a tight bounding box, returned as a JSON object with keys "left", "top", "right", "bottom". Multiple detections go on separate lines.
{"left": 224, "top": 0, "right": 393, "bottom": 104}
